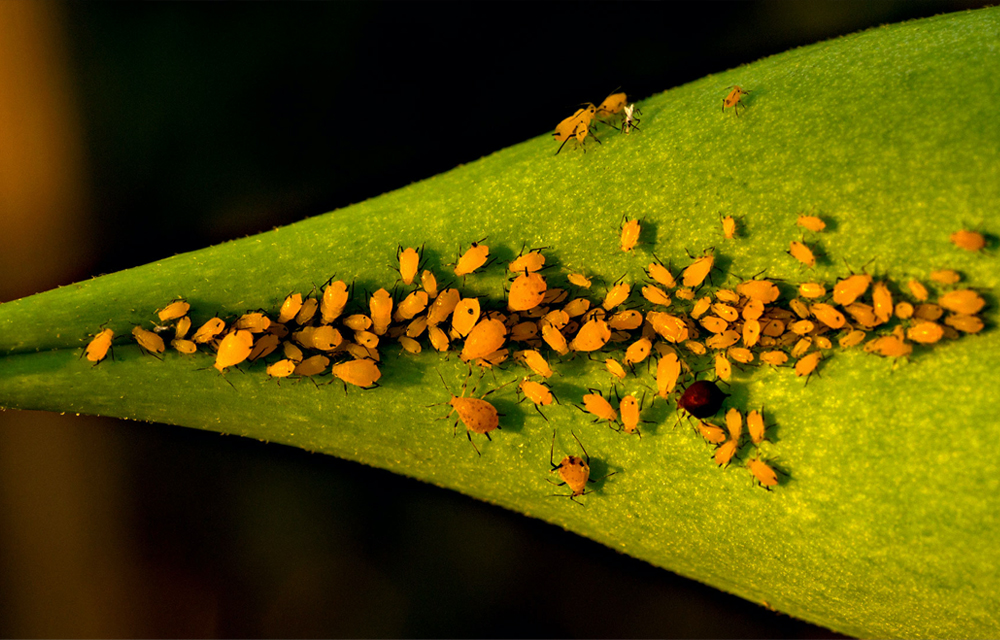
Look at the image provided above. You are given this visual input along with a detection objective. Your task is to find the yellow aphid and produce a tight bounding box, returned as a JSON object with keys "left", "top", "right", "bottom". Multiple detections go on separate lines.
{"left": 278, "top": 293, "right": 303, "bottom": 324}
{"left": 646, "top": 260, "right": 677, "bottom": 288}
{"left": 549, "top": 431, "right": 613, "bottom": 503}
{"left": 907, "top": 321, "right": 945, "bottom": 344}
{"left": 646, "top": 312, "right": 689, "bottom": 343}
{"left": 790, "top": 337, "right": 813, "bottom": 359}
{"left": 833, "top": 274, "right": 872, "bottom": 306}
{"left": 236, "top": 312, "right": 271, "bottom": 333}
{"left": 722, "top": 215, "right": 737, "bottom": 239}
{"left": 714, "top": 439, "right": 739, "bottom": 467}
{"left": 342, "top": 314, "right": 370, "bottom": 332}
{"left": 421, "top": 270, "right": 439, "bottom": 298}
{"left": 517, "top": 349, "right": 554, "bottom": 378}
{"left": 929, "top": 269, "right": 961, "bottom": 285}
{"left": 283, "top": 341, "right": 304, "bottom": 362}
{"left": 705, "top": 330, "right": 740, "bottom": 350}
{"left": 950, "top": 229, "right": 986, "bottom": 252}
{"left": 248, "top": 333, "right": 280, "bottom": 361}
{"left": 553, "top": 104, "right": 597, "bottom": 154}
{"left": 795, "top": 352, "right": 821, "bottom": 379}
{"left": 84, "top": 328, "right": 114, "bottom": 363}
{"left": 907, "top": 279, "right": 929, "bottom": 301}
{"left": 567, "top": 273, "right": 592, "bottom": 289}
{"left": 563, "top": 297, "right": 591, "bottom": 318}
{"left": 354, "top": 330, "right": 379, "bottom": 349}
{"left": 394, "top": 291, "right": 430, "bottom": 322}
{"left": 541, "top": 323, "right": 570, "bottom": 355}
{"left": 508, "top": 249, "right": 546, "bottom": 274}
{"left": 737, "top": 279, "right": 780, "bottom": 304}
{"left": 267, "top": 322, "right": 289, "bottom": 339}
{"left": 157, "top": 299, "right": 190, "bottom": 323}
{"left": 742, "top": 299, "right": 765, "bottom": 321}
{"left": 295, "top": 297, "right": 319, "bottom": 325}
{"left": 331, "top": 359, "right": 381, "bottom": 388}
{"left": 543, "top": 288, "right": 568, "bottom": 307}
{"left": 608, "top": 309, "right": 643, "bottom": 330}
{"left": 451, "top": 298, "right": 482, "bottom": 337}
{"left": 748, "top": 455, "right": 779, "bottom": 489}
{"left": 172, "top": 338, "right": 197, "bottom": 355}
{"left": 788, "top": 241, "right": 816, "bottom": 268}
{"left": 427, "top": 288, "right": 461, "bottom": 326}
{"left": 722, "top": 85, "right": 750, "bottom": 116}
{"left": 508, "top": 272, "right": 548, "bottom": 312}
{"left": 799, "top": 282, "right": 826, "bottom": 299}
{"left": 684, "top": 340, "right": 707, "bottom": 355}
{"left": 682, "top": 253, "right": 715, "bottom": 288}
{"left": 797, "top": 215, "right": 826, "bottom": 232}
{"left": 312, "top": 326, "right": 344, "bottom": 351}
{"left": 436, "top": 371, "right": 504, "bottom": 455}
{"left": 656, "top": 353, "right": 681, "bottom": 398}
{"left": 747, "top": 409, "right": 767, "bottom": 444}
{"left": 712, "top": 303, "right": 739, "bottom": 323}
{"left": 914, "top": 303, "right": 944, "bottom": 321}
{"left": 294, "top": 355, "right": 330, "bottom": 377}
{"left": 605, "top": 357, "right": 628, "bottom": 381}
{"left": 872, "top": 282, "right": 892, "bottom": 323}
{"left": 945, "top": 313, "right": 984, "bottom": 333}
{"left": 510, "top": 321, "right": 539, "bottom": 342}
{"left": 367, "top": 288, "right": 393, "bottom": 335}
{"left": 132, "top": 326, "right": 166, "bottom": 355}
{"left": 266, "top": 359, "right": 296, "bottom": 380}
{"left": 175, "top": 316, "right": 192, "bottom": 339}
{"left": 320, "top": 280, "right": 349, "bottom": 324}
{"left": 428, "top": 326, "right": 450, "bottom": 352}
{"left": 691, "top": 296, "right": 711, "bottom": 319}
{"left": 596, "top": 91, "right": 628, "bottom": 118}
{"left": 700, "top": 316, "right": 728, "bottom": 334}
{"left": 724, "top": 408, "right": 743, "bottom": 442}
{"left": 602, "top": 280, "right": 631, "bottom": 310}
{"left": 698, "top": 421, "right": 728, "bottom": 444}
{"left": 844, "top": 303, "right": 878, "bottom": 328}
{"left": 895, "top": 302, "right": 914, "bottom": 319}
{"left": 214, "top": 329, "right": 253, "bottom": 372}
{"left": 519, "top": 378, "right": 554, "bottom": 410}
{"left": 620, "top": 394, "right": 642, "bottom": 435}
{"left": 789, "top": 298, "right": 810, "bottom": 319}
{"left": 454, "top": 241, "right": 490, "bottom": 277}
{"left": 811, "top": 303, "right": 846, "bottom": 329}
{"left": 761, "top": 319, "right": 785, "bottom": 337}
{"left": 715, "top": 353, "right": 732, "bottom": 382}
{"left": 397, "top": 246, "right": 421, "bottom": 285}
{"left": 580, "top": 389, "right": 618, "bottom": 426}
{"left": 570, "top": 318, "right": 611, "bottom": 352}
{"left": 620, "top": 217, "right": 641, "bottom": 253}
{"left": 864, "top": 335, "right": 912, "bottom": 359}
{"left": 938, "top": 290, "right": 985, "bottom": 315}
{"left": 642, "top": 285, "right": 672, "bottom": 307}
{"left": 728, "top": 347, "right": 754, "bottom": 364}
{"left": 624, "top": 337, "right": 652, "bottom": 366}
{"left": 760, "top": 350, "right": 789, "bottom": 366}
{"left": 461, "top": 319, "right": 507, "bottom": 362}
{"left": 839, "top": 330, "right": 867, "bottom": 348}
{"left": 675, "top": 288, "right": 695, "bottom": 301}
{"left": 406, "top": 315, "right": 428, "bottom": 339}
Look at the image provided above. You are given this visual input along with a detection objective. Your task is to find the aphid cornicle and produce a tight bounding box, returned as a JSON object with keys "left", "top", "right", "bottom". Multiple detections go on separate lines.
{"left": 722, "top": 85, "right": 750, "bottom": 116}
{"left": 84, "top": 327, "right": 114, "bottom": 364}
{"left": 549, "top": 431, "right": 615, "bottom": 505}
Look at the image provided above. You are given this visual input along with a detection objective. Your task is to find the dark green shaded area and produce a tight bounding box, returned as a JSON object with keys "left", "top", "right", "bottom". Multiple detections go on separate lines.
{"left": 2, "top": 8, "right": 999, "bottom": 637}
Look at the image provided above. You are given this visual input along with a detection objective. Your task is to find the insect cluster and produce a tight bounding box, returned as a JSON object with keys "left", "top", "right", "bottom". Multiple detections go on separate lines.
{"left": 552, "top": 90, "right": 641, "bottom": 154}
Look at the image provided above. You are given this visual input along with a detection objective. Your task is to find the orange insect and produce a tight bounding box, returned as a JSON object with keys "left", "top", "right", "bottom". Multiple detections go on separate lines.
{"left": 682, "top": 251, "right": 715, "bottom": 288}
{"left": 548, "top": 430, "right": 615, "bottom": 505}
{"left": 132, "top": 326, "right": 165, "bottom": 356}
{"left": 508, "top": 248, "right": 546, "bottom": 274}
{"left": 570, "top": 317, "right": 611, "bottom": 352}
{"left": 938, "top": 290, "right": 985, "bottom": 315}
{"left": 596, "top": 91, "right": 628, "bottom": 119}
{"left": 748, "top": 453, "right": 780, "bottom": 490}
{"left": 578, "top": 389, "right": 619, "bottom": 428}
{"left": 620, "top": 216, "right": 641, "bottom": 253}
{"left": 602, "top": 278, "right": 631, "bottom": 310}
{"left": 788, "top": 241, "right": 816, "bottom": 268}
{"left": 646, "top": 258, "right": 677, "bottom": 288}
{"left": 619, "top": 393, "right": 645, "bottom": 436}
{"left": 950, "top": 229, "right": 986, "bottom": 252}
{"left": 156, "top": 299, "right": 190, "bottom": 323}
{"left": 214, "top": 329, "right": 254, "bottom": 372}
{"left": 797, "top": 215, "right": 826, "bottom": 233}
{"left": 397, "top": 246, "right": 421, "bottom": 285}
{"left": 517, "top": 349, "right": 554, "bottom": 378}
{"left": 553, "top": 104, "right": 598, "bottom": 154}
{"left": 460, "top": 318, "right": 507, "bottom": 362}
{"left": 454, "top": 241, "right": 490, "bottom": 277}
{"left": 795, "top": 352, "right": 822, "bottom": 382}
{"left": 736, "top": 279, "right": 780, "bottom": 304}
{"left": 799, "top": 282, "right": 826, "bottom": 299}
{"left": 832, "top": 274, "right": 872, "bottom": 306}
{"left": 321, "top": 280, "right": 350, "bottom": 324}
{"left": 722, "top": 85, "right": 750, "bottom": 116}
{"left": 508, "top": 272, "right": 548, "bottom": 312}
{"left": 84, "top": 327, "right": 114, "bottom": 364}
{"left": 369, "top": 288, "right": 393, "bottom": 335}
{"left": 518, "top": 378, "right": 556, "bottom": 419}
{"left": 435, "top": 369, "right": 505, "bottom": 456}
{"left": 331, "top": 358, "right": 382, "bottom": 388}
{"left": 567, "top": 273, "right": 592, "bottom": 289}
{"left": 278, "top": 292, "right": 304, "bottom": 324}
{"left": 605, "top": 357, "right": 628, "bottom": 381}
{"left": 929, "top": 269, "right": 961, "bottom": 285}
{"left": 747, "top": 409, "right": 768, "bottom": 445}
{"left": 721, "top": 215, "right": 737, "bottom": 240}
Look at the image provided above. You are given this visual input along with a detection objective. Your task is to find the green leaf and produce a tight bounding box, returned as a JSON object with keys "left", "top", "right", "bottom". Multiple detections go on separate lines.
{"left": 2, "top": 8, "right": 999, "bottom": 638}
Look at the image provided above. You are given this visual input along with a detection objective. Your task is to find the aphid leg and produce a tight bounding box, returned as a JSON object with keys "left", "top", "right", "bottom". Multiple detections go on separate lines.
{"left": 533, "top": 404, "right": 548, "bottom": 422}
{"left": 466, "top": 430, "right": 481, "bottom": 457}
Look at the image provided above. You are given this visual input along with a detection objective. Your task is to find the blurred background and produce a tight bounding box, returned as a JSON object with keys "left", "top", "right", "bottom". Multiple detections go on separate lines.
{"left": 0, "top": 1, "right": 988, "bottom": 636}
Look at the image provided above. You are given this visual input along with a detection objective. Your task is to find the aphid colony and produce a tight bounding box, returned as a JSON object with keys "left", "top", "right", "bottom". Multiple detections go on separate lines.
{"left": 553, "top": 90, "right": 641, "bottom": 154}
{"left": 83, "top": 214, "right": 989, "bottom": 500}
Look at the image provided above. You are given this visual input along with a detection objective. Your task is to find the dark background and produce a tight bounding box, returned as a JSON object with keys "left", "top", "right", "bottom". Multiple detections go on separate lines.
{"left": 0, "top": 2, "right": 987, "bottom": 636}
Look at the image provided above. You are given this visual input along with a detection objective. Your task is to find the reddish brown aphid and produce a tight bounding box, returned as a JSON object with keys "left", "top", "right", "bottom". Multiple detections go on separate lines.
{"left": 677, "top": 380, "right": 728, "bottom": 420}
{"left": 722, "top": 85, "right": 750, "bottom": 116}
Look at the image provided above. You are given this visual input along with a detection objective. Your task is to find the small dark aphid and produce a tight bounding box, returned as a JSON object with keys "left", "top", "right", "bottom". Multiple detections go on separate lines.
{"left": 677, "top": 380, "right": 728, "bottom": 419}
